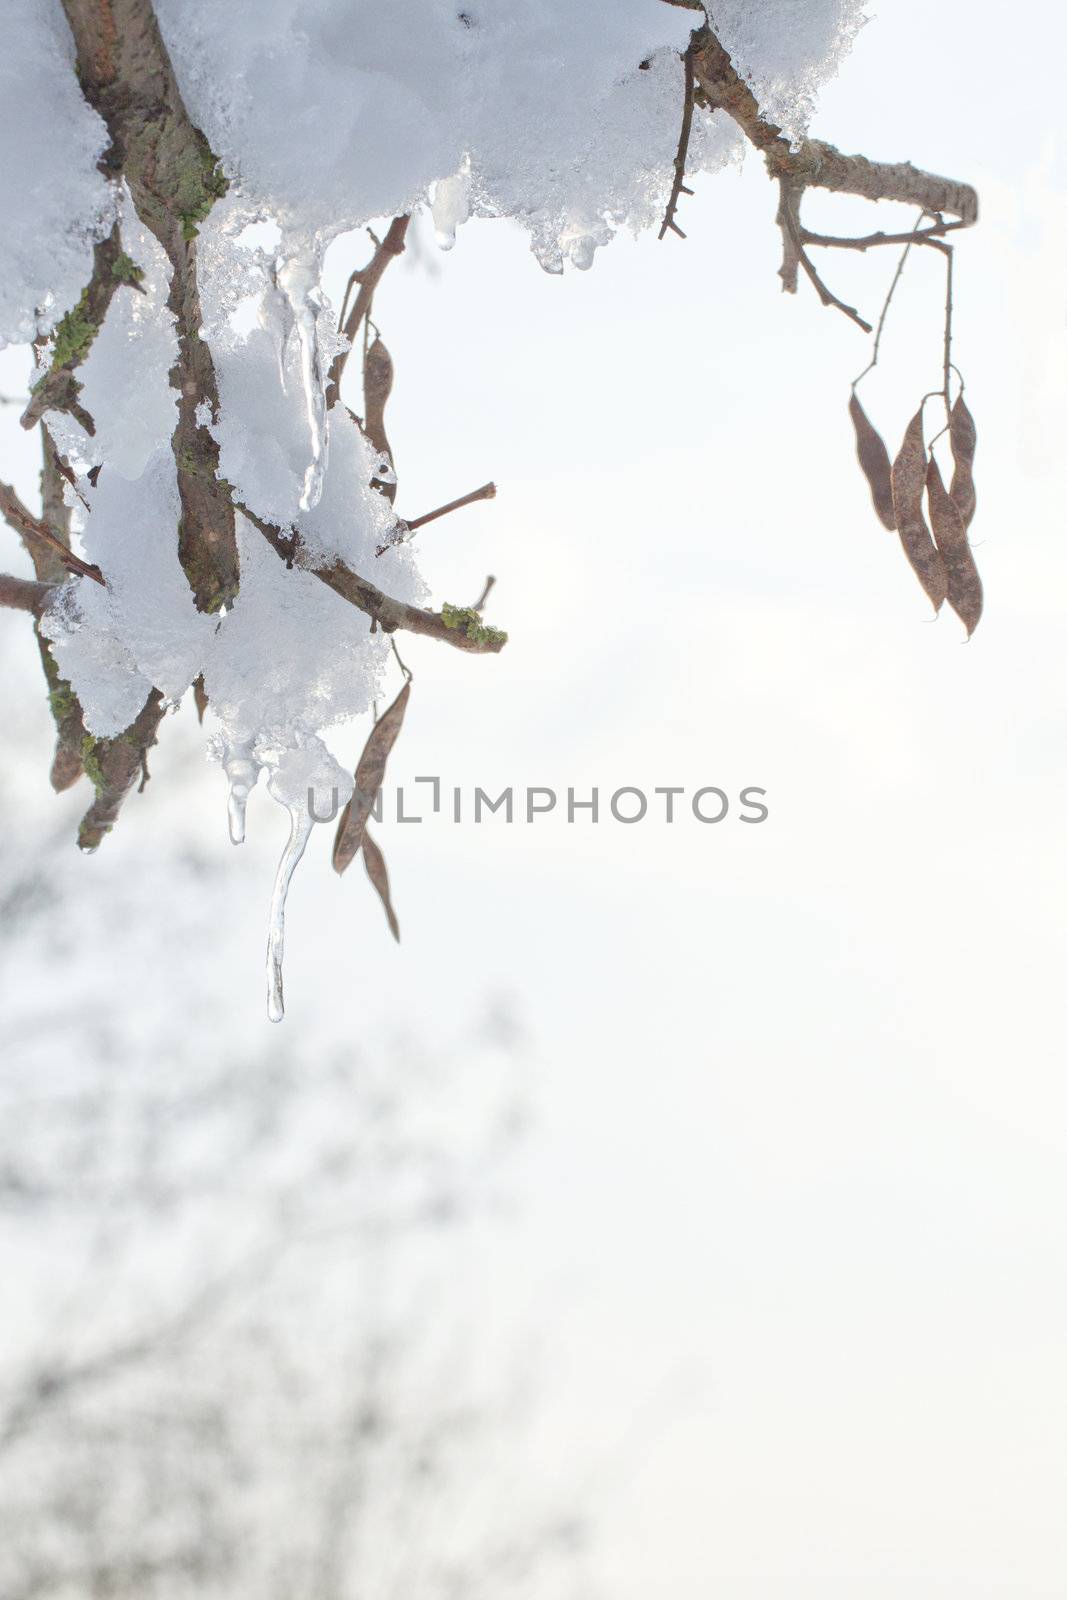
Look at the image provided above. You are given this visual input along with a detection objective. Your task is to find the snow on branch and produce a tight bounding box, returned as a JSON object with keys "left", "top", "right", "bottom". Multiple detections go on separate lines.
{"left": 688, "top": 22, "right": 977, "bottom": 307}
{"left": 0, "top": 0, "right": 981, "bottom": 1016}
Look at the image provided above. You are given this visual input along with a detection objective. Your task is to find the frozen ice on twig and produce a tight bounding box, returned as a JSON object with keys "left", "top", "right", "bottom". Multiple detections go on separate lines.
{"left": 259, "top": 740, "right": 354, "bottom": 1021}
{"left": 265, "top": 802, "right": 314, "bottom": 1024}
{"left": 222, "top": 744, "right": 261, "bottom": 845}
{"left": 273, "top": 249, "right": 329, "bottom": 512}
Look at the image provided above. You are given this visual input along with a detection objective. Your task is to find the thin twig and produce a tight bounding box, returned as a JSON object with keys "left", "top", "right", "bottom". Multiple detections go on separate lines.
{"left": 390, "top": 638, "right": 412, "bottom": 681}
{"left": 0, "top": 481, "right": 104, "bottom": 584}
{"left": 659, "top": 44, "right": 696, "bottom": 241}
{"left": 852, "top": 209, "right": 927, "bottom": 388}
{"left": 325, "top": 217, "right": 411, "bottom": 408}
{"left": 779, "top": 193, "right": 872, "bottom": 331}
{"left": 472, "top": 574, "right": 496, "bottom": 614}
{"left": 801, "top": 218, "right": 969, "bottom": 252}
{"left": 405, "top": 481, "right": 496, "bottom": 534}
{"left": 941, "top": 241, "right": 954, "bottom": 412}
{"left": 375, "top": 481, "right": 497, "bottom": 558}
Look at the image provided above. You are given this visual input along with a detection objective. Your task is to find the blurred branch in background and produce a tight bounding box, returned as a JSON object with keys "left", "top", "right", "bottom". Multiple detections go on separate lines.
{"left": 0, "top": 1010, "right": 586, "bottom": 1599}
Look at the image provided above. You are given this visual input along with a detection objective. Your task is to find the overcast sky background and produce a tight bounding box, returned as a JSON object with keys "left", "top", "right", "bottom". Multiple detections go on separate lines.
{"left": 2, "top": 1, "right": 1066, "bottom": 1595}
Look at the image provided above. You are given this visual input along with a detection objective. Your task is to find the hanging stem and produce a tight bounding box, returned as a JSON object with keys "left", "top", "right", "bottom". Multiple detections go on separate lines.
{"left": 852, "top": 208, "right": 926, "bottom": 388}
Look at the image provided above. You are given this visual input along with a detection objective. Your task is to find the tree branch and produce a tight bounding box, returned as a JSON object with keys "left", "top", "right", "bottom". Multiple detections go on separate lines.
{"left": 21, "top": 222, "right": 144, "bottom": 435}
{"left": 692, "top": 26, "right": 977, "bottom": 222}
{"left": 777, "top": 179, "right": 871, "bottom": 330}
{"left": 236, "top": 502, "right": 507, "bottom": 654}
{"left": 77, "top": 691, "right": 167, "bottom": 853}
{"left": 0, "top": 479, "right": 104, "bottom": 584}
{"left": 690, "top": 22, "right": 977, "bottom": 327}
{"left": 659, "top": 42, "right": 696, "bottom": 241}
{"left": 801, "top": 219, "right": 969, "bottom": 252}
{"left": 376, "top": 479, "right": 498, "bottom": 557}
{"left": 0, "top": 575, "right": 52, "bottom": 615}
{"left": 59, "top": 0, "right": 238, "bottom": 613}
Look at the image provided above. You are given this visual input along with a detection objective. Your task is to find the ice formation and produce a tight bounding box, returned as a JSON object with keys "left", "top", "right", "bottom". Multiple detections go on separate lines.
{"left": 0, "top": 0, "right": 112, "bottom": 345}
{"left": 263, "top": 743, "right": 354, "bottom": 1023}
{"left": 2, "top": 0, "right": 867, "bottom": 1014}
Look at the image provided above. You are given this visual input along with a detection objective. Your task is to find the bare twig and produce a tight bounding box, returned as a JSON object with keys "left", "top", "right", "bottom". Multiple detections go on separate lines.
{"left": 376, "top": 481, "right": 497, "bottom": 559}
{"left": 0, "top": 574, "right": 52, "bottom": 615}
{"left": 775, "top": 177, "right": 802, "bottom": 293}
{"left": 802, "top": 219, "right": 969, "bottom": 252}
{"left": 390, "top": 638, "right": 412, "bottom": 681}
{"left": 659, "top": 44, "right": 696, "bottom": 241}
{"left": 940, "top": 241, "right": 954, "bottom": 410}
{"left": 405, "top": 481, "right": 497, "bottom": 534}
{"left": 325, "top": 218, "right": 411, "bottom": 408}
{"left": 0, "top": 480, "right": 104, "bottom": 584}
{"left": 471, "top": 574, "right": 496, "bottom": 614}
{"left": 777, "top": 184, "right": 872, "bottom": 331}
{"left": 851, "top": 209, "right": 927, "bottom": 388}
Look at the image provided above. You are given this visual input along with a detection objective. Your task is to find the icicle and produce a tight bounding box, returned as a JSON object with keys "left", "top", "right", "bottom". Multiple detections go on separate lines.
{"left": 532, "top": 239, "right": 564, "bottom": 276}
{"left": 568, "top": 235, "right": 597, "bottom": 271}
{"left": 265, "top": 802, "right": 314, "bottom": 1024}
{"left": 223, "top": 745, "right": 260, "bottom": 845}
{"left": 431, "top": 168, "right": 470, "bottom": 251}
{"left": 258, "top": 738, "right": 354, "bottom": 1023}
{"left": 274, "top": 250, "right": 329, "bottom": 512}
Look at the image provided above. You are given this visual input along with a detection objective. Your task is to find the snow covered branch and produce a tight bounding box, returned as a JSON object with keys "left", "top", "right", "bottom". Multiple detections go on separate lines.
{"left": 688, "top": 21, "right": 977, "bottom": 309}
{"left": 76, "top": 691, "right": 166, "bottom": 854}
{"left": 0, "top": 0, "right": 983, "bottom": 1015}
{"left": 58, "top": 0, "right": 238, "bottom": 613}
{"left": 691, "top": 24, "right": 977, "bottom": 224}
{"left": 21, "top": 223, "right": 144, "bottom": 436}
{"left": 237, "top": 504, "right": 507, "bottom": 654}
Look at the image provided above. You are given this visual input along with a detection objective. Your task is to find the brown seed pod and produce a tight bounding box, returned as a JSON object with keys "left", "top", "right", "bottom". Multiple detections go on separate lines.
{"left": 849, "top": 392, "right": 896, "bottom": 530}
{"left": 948, "top": 393, "right": 977, "bottom": 529}
{"left": 332, "top": 678, "right": 411, "bottom": 874}
{"left": 364, "top": 335, "right": 397, "bottom": 504}
{"left": 362, "top": 825, "right": 400, "bottom": 942}
{"left": 891, "top": 407, "right": 948, "bottom": 613}
{"left": 192, "top": 673, "right": 209, "bottom": 725}
{"left": 926, "top": 454, "right": 983, "bottom": 637}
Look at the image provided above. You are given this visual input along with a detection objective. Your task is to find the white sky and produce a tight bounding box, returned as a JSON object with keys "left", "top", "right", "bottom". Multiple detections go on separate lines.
{"left": 2, "top": 1, "right": 1066, "bottom": 1594}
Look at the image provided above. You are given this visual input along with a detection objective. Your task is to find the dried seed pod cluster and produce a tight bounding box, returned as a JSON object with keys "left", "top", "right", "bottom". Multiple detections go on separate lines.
{"left": 849, "top": 390, "right": 982, "bottom": 636}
